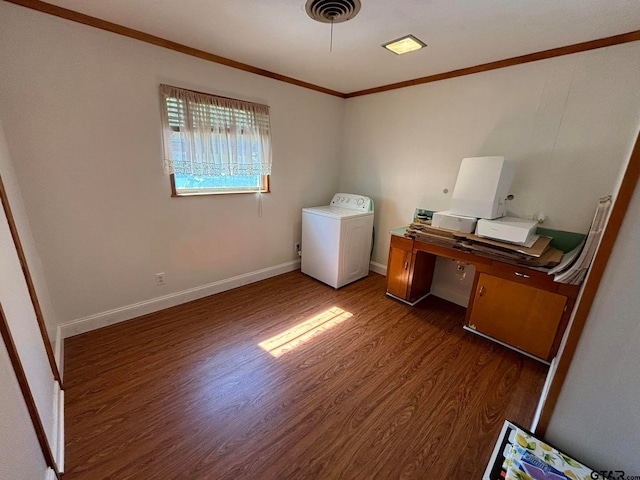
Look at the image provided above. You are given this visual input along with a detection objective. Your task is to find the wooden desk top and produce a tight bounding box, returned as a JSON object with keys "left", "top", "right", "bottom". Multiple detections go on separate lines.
{"left": 391, "top": 226, "right": 581, "bottom": 299}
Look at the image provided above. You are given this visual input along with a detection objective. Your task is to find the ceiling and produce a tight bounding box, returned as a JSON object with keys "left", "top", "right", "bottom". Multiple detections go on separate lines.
{"left": 41, "top": 0, "right": 640, "bottom": 94}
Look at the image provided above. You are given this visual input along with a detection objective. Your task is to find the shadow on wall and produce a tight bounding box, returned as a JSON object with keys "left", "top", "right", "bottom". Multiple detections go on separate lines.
{"left": 340, "top": 153, "right": 392, "bottom": 265}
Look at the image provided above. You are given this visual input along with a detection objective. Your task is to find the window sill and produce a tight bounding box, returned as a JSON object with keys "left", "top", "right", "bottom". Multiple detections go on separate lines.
{"left": 169, "top": 174, "right": 270, "bottom": 197}
{"left": 171, "top": 190, "right": 270, "bottom": 197}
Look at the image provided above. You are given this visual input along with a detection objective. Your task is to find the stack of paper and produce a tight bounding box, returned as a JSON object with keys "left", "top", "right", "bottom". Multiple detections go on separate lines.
{"left": 551, "top": 196, "right": 612, "bottom": 284}
{"left": 404, "top": 223, "right": 563, "bottom": 268}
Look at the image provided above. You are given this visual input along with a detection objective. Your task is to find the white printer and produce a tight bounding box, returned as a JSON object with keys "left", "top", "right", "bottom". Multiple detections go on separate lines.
{"left": 431, "top": 210, "right": 477, "bottom": 233}
{"left": 431, "top": 156, "right": 516, "bottom": 235}
{"left": 450, "top": 156, "right": 515, "bottom": 220}
{"left": 476, "top": 217, "right": 538, "bottom": 245}
{"left": 432, "top": 156, "right": 538, "bottom": 244}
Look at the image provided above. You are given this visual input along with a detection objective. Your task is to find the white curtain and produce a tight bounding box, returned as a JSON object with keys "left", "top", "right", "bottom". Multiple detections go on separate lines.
{"left": 159, "top": 84, "right": 272, "bottom": 177}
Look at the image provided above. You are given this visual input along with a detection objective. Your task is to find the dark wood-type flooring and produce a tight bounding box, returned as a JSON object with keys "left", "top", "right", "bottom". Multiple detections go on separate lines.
{"left": 64, "top": 271, "right": 547, "bottom": 479}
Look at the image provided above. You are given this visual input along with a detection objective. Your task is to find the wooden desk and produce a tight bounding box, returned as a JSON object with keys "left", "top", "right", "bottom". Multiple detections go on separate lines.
{"left": 386, "top": 231, "right": 581, "bottom": 363}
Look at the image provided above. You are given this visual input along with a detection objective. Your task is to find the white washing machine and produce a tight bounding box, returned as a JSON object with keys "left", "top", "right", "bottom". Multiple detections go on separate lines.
{"left": 301, "top": 193, "right": 374, "bottom": 289}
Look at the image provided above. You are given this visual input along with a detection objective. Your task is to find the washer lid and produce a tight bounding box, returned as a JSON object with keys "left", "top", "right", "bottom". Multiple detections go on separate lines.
{"left": 303, "top": 205, "right": 374, "bottom": 219}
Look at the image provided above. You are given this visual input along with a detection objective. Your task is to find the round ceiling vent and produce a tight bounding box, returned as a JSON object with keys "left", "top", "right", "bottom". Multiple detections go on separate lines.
{"left": 305, "top": 0, "right": 362, "bottom": 24}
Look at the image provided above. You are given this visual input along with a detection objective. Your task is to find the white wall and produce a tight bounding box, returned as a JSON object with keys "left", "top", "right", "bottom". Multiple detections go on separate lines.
{"left": 340, "top": 42, "right": 640, "bottom": 303}
{"left": 545, "top": 174, "right": 640, "bottom": 472}
{"left": 0, "top": 97, "right": 57, "bottom": 339}
{"left": 0, "top": 119, "right": 57, "bottom": 455}
{"left": 0, "top": 119, "right": 54, "bottom": 477}
{"left": 0, "top": 3, "right": 345, "bottom": 326}
{"left": 0, "top": 338, "right": 48, "bottom": 480}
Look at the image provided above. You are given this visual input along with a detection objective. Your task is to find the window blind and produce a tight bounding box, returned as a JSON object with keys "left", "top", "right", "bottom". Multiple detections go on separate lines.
{"left": 160, "top": 84, "right": 272, "bottom": 179}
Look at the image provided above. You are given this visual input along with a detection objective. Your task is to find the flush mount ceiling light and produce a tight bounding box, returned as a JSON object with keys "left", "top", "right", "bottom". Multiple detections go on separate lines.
{"left": 382, "top": 34, "right": 427, "bottom": 55}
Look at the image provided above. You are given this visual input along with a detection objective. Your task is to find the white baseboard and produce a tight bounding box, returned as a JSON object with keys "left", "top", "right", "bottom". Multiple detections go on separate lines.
{"left": 369, "top": 261, "right": 387, "bottom": 276}
{"left": 429, "top": 285, "right": 470, "bottom": 308}
{"left": 57, "top": 389, "right": 64, "bottom": 473}
{"left": 54, "top": 323, "right": 64, "bottom": 472}
{"left": 531, "top": 355, "right": 558, "bottom": 432}
{"left": 54, "top": 326, "right": 63, "bottom": 380}
{"left": 50, "top": 380, "right": 64, "bottom": 473}
{"left": 59, "top": 260, "right": 301, "bottom": 339}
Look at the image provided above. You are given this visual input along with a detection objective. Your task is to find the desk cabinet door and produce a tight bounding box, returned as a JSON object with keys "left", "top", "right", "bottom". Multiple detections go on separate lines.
{"left": 387, "top": 243, "right": 412, "bottom": 299}
{"left": 467, "top": 273, "right": 567, "bottom": 361}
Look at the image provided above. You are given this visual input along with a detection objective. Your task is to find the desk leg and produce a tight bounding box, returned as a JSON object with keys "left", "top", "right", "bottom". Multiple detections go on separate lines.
{"left": 402, "top": 250, "right": 436, "bottom": 304}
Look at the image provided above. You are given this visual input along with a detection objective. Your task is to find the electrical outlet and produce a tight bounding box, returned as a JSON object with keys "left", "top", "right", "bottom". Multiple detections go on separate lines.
{"left": 156, "top": 272, "right": 165, "bottom": 286}
{"left": 295, "top": 242, "right": 301, "bottom": 252}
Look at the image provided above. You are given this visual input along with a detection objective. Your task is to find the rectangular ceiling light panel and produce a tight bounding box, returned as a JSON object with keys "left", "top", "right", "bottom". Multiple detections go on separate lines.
{"left": 382, "top": 34, "right": 427, "bottom": 55}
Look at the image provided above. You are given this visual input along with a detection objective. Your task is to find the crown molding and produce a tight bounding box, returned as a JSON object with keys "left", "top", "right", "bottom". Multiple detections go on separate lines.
{"left": 2, "top": 0, "right": 346, "bottom": 98}
{"left": 2, "top": 1, "right": 639, "bottom": 98}
{"left": 346, "top": 30, "right": 640, "bottom": 97}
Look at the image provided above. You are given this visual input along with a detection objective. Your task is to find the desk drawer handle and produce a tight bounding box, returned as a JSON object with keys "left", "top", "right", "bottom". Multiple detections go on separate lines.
{"left": 514, "top": 272, "right": 531, "bottom": 279}
{"left": 478, "top": 285, "right": 485, "bottom": 297}
{"left": 403, "top": 261, "right": 409, "bottom": 270}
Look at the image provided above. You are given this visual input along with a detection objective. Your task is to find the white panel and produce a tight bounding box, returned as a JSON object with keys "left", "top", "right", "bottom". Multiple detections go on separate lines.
{"left": 301, "top": 211, "right": 340, "bottom": 287}
{"left": 0, "top": 124, "right": 56, "bottom": 451}
{"left": 0, "top": 335, "right": 48, "bottom": 480}
{"left": 429, "top": 257, "right": 476, "bottom": 308}
{"left": 340, "top": 215, "right": 374, "bottom": 287}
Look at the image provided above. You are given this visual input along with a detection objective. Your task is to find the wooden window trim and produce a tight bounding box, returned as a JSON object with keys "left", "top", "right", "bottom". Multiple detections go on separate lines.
{"left": 169, "top": 173, "right": 270, "bottom": 197}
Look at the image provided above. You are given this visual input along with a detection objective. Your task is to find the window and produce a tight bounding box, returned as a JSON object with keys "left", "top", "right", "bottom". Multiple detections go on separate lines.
{"left": 159, "top": 84, "right": 272, "bottom": 196}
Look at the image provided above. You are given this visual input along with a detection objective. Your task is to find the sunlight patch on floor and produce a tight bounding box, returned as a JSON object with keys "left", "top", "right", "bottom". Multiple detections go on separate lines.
{"left": 259, "top": 307, "right": 353, "bottom": 358}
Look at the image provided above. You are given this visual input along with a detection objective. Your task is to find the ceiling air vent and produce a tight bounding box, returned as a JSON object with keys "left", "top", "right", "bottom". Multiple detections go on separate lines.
{"left": 305, "top": 0, "right": 362, "bottom": 24}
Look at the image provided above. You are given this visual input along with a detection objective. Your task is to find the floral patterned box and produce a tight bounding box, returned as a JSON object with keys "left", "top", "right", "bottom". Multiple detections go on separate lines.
{"left": 484, "top": 421, "right": 603, "bottom": 480}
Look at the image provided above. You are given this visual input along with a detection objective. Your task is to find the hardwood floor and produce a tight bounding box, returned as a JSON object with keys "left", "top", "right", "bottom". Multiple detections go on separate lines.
{"left": 63, "top": 271, "right": 547, "bottom": 479}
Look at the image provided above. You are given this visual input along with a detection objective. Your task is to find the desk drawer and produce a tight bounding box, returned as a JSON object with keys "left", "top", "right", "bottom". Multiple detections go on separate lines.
{"left": 489, "top": 262, "right": 557, "bottom": 292}
{"left": 390, "top": 234, "right": 414, "bottom": 252}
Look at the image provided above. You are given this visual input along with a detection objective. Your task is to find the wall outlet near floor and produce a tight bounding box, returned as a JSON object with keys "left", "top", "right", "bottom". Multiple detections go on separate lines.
{"left": 295, "top": 242, "right": 301, "bottom": 255}
{"left": 156, "top": 272, "right": 165, "bottom": 286}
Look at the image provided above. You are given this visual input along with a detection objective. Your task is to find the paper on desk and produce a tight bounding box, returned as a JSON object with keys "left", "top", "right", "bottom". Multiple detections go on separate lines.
{"left": 547, "top": 240, "right": 585, "bottom": 275}
{"left": 461, "top": 233, "right": 551, "bottom": 258}
{"left": 476, "top": 233, "right": 540, "bottom": 249}
{"left": 553, "top": 195, "right": 612, "bottom": 284}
